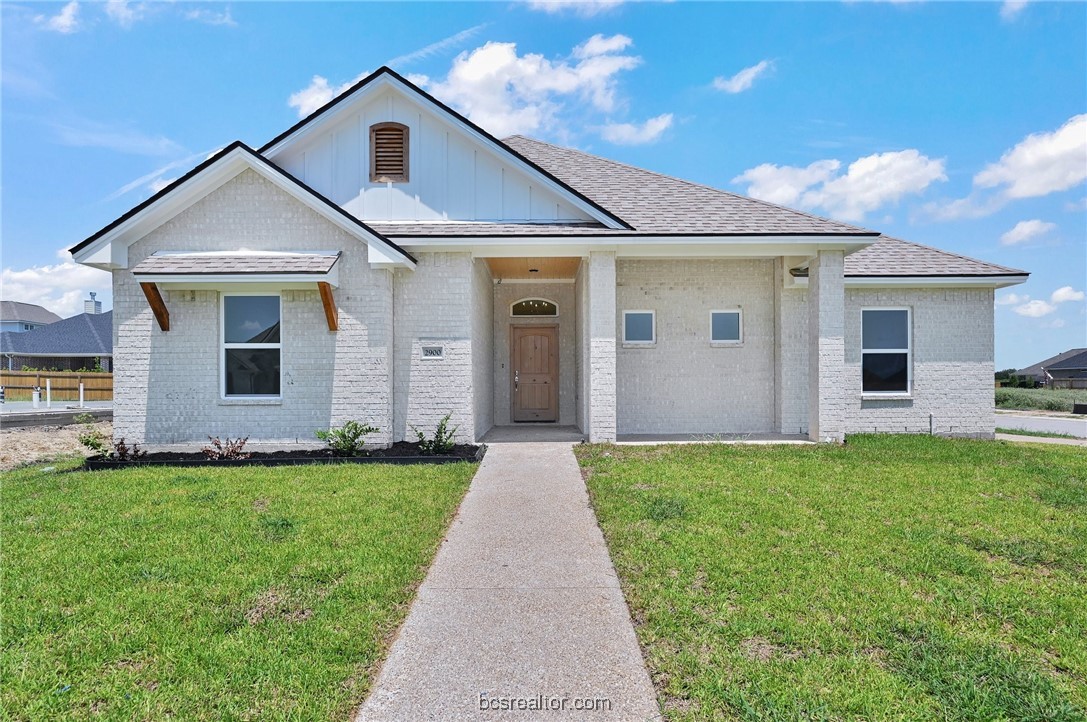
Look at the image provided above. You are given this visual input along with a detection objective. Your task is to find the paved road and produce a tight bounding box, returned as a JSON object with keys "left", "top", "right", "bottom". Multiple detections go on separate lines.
{"left": 996, "top": 413, "right": 1087, "bottom": 438}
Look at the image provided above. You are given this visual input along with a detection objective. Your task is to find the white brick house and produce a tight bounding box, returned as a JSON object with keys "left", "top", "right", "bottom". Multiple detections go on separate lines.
{"left": 70, "top": 67, "right": 1027, "bottom": 446}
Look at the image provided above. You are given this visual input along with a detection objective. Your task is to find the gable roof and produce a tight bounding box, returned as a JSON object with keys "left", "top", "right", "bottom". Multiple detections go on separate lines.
{"left": 1, "top": 311, "right": 112, "bottom": 356}
{"left": 1015, "top": 348, "right": 1086, "bottom": 378}
{"left": 1046, "top": 349, "right": 1087, "bottom": 372}
{"left": 502, "top": 135, "right": 877, "bottom": 237}
{"left": 0, "top": 301, "right": 62, "bottom": 325}
{"left": 68, "top": 142, "right": 415, "bottom": 268}
{"left": 259, "top": 67, "right": 632, "bottom": 231}
{"left": 843, "top": 236, "right": 1026, "bottom": 277}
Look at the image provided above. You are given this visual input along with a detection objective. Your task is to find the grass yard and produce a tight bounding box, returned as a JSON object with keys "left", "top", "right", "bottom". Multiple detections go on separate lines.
{"left": 996, "top": 387, "right": 1085, "bottom": 413}
{"left": 576, "top": 436, "right": 1087, "bottom": 721}
{"left": 1, "top": 458, "right": 475, "bottom": 720}
{"left": 996, "top": 427, "right": 1081, "bottom": 440}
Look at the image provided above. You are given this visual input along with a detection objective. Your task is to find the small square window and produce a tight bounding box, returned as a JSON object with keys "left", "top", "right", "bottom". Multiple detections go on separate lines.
{"left": 710, "top": 310, "right": 742, "bottom": 344}
{"left": 623, "top": 311, "right": 655, "bottom": 345}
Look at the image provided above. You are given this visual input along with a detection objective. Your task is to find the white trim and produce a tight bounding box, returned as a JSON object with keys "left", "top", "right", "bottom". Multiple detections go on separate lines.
{"left": 492, "top": 278, "right": 576, "bottom": 285}
{"left": 792, "top": 274, "right": 1029, "bottom": 289}
{"left": 622, "top": 309, "right": 656, "bottom": 346}
{"left": 860, "top": 307, "right": 912, "bottom": 395}
{"left": 220, "top": 292, "right": 283, "bottom": 401}
{"left": 709, "top": 308, "right": 743, "bottom": 345}
{"left": 136, "top": 270, "right": 339, "bottom": 288}
{"left": 510, "top": 298, "right": 559, "bottom": 317}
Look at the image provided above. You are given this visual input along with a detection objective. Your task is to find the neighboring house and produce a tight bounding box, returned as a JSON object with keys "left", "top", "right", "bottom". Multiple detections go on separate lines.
{"left": 1, "top": 311, "right": 113, "bottom": 372}
{"left": 0, "top": 301, "right": 61, "bottom": 333}
{"left": 1016, "top": 348, "right": 1087, "bottom": 387}
{"left": 1041, "top": 350, "right": 1087, "bottom": 390}
{"left": 69, "top": 67, "right": 1027, "bottom": 446}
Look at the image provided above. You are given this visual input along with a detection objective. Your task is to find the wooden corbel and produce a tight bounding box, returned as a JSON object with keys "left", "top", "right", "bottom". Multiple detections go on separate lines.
{"left": 139, "top": 282, "right": 170, "bottom": 331}
{"left": 317, "top": 282, "right": 338, "bottom": 331}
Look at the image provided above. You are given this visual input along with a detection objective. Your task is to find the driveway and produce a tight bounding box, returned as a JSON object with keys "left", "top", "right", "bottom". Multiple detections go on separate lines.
{"left": 996, "top": 412, "right": 1087, "bottom": 438}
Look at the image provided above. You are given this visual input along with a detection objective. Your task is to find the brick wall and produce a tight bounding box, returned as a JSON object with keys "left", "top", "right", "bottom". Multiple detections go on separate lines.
{"left": 471, "top": 259, "right": 494, "bottom": 440}
{"left": 588, "top": 252, "right": 617, "bottom": 441}
{"left": 808, "top": 251, "right": 846, "bottom": 442}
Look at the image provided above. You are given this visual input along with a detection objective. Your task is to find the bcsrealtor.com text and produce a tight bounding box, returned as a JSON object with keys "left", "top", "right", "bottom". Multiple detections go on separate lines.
{"left": 479, "top": 692, "right": 613, "bottom": 712}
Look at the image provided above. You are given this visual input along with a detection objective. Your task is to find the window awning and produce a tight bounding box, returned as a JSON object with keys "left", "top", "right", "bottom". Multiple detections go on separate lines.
{"left": 131, "top": 251, "right": 342, "bottom": 332}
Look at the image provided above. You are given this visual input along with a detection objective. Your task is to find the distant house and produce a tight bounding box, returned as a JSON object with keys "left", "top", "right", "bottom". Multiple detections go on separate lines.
{"left": 0, "top": 311, "right": 113, "bottom": 371}
{"left": 1042, "top": 350, "right": 1087, "bottom": 390}
{"left": 1016, "top": 348, "right": 1087, "bottom": 387}
{"left": 0, "top": 301, "right": 61, "bottom": 333}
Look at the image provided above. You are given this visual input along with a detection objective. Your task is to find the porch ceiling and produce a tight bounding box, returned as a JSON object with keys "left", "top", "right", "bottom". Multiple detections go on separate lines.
{"left": 485, "top": 256, "right": 581, "bottom": 280}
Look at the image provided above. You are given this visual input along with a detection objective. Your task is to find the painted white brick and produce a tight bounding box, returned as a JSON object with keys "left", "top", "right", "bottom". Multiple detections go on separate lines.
{"left": 588, "top": 252, "right": 617, "bottom": 441}
{"left": 808, "top": 251, "right": 846, "bottom": 442}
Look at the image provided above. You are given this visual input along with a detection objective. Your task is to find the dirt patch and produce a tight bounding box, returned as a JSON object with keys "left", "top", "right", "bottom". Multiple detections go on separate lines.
{"left": 252, "top": 498, "right": 270, "bottom": 512}
{"left": 0, "top": 421, "right": 111, "bottom": 470}
{"left": 740, "top": 636, "right": 805, "bottom": 662}
{"left": 245, "top": 587, "right": 313, "bottom": 625}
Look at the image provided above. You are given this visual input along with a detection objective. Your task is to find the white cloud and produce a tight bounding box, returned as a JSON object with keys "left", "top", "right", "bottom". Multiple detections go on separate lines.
{"left": 104, "top": 0, "right": 147, "bottom": 28}
{"left": 1041, "top": 318, "right": 1067, "bottom": 329}
{"left": 1000, "top": 219, "right": 1055, "bottom": 246}
{"left": 1013, "top": 299, "right": 1057, "bottom": 318}
{"left": 975, "top": 114, "right": 1087, "bottom": 199}
{"left": 734, "top": 150, "right": 945, "bottom": 222}
{"left": 1066, "top": 197, "right": 1087, "bottom": 212}
{"left": 524, "top": 0, "right": 626, "bottom": 16}
{"left": 387, "top": 24, "right": 487, "bottom": 67}
{"left": 1051, "top": 286, "right": 1085, "bottom": 304}
{"left": 600, "top": 113, "right": 672, "bottom": 145}
{"left": 1, "top": 252, "right": 111, "bottom": 318}
{"left": 104, "top": 148, "right": 217, "bottom": 201}
{"left": 995, "top": 292, "right": 1028, "bottom": 306}
{"left": 574, "top": 33, "right": 633, "bottom": 59}
{"left": 183, "top": 7, "right": 237, "bottom": 27}
{"left": 712, "top": 60, "right": 774, "bottom": 94}
{"left": 35, "top": 1, "right": 80, "bottom": 33}
{"left": 288, "top": 75, "right": 341, "bottom": 118}
{"left": 50, "top": 120, "right": 184, "bottom": 157}
{"left": 148, "top": 176, "right": 178, "bottom": 193}
{"left": 1000, "top": 0, "right": 1029, "bottom": 20}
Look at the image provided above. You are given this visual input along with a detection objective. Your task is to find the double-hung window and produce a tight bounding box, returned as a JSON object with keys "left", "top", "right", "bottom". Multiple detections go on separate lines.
{"left": 861, "top": 308, "right": 911, "bottom": 394}
{"left": 222, "top": 294, "right": 281, "bottom": 398}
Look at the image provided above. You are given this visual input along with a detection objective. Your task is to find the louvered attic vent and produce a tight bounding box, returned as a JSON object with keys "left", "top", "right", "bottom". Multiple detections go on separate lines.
{"left": 370, "top": 122, "right": 409, "bottom": 183}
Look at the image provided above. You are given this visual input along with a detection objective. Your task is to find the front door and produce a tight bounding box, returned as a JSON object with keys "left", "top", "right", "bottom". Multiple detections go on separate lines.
{"left": 511, "top": 325, "right": 558, "bottom": 422}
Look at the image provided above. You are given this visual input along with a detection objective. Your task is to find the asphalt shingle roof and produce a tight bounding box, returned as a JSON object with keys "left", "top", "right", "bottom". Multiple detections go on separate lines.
{"left": 1016, "top": 348, "right": 1087, "bottom": 378}
{"left": 0, "top": 301, "right": 62, "bottom": 325}
{"left": 1, "top": 311, "right": 112, "bottom": 356}
{"left": 842, "top": 236, "right": 1026, "bottom": 277}
{"left": 1046, "top": 350, "right": 1087, "bottom": 371}
{"left": 130, "top": 252, "right": 341, "bottom": 275}
{"left": 502, "top": 135, "right": 876, "bottom": 236}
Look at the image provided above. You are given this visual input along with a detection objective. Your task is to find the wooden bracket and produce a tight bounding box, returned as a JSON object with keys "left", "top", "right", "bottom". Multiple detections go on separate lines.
{"left": 317, "top": 282, "right": 338, "bottom": 331}
{"left": 139, "top": 282, "right": 170, "bottom": 331}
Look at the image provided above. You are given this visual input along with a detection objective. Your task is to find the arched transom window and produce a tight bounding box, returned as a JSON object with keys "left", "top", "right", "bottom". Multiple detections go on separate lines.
{"left": 370, "top": 122, "right": 409, "bottom": 183}
{"left": 511, "top": 298, "right": 558, "bottom": 317}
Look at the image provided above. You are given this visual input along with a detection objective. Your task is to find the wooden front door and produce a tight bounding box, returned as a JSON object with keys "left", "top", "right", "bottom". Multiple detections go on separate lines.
{"left": 511, "top": 325, "right": 558, "bottom": 422}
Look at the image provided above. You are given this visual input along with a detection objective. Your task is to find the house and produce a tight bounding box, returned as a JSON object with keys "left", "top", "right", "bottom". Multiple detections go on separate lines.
{"left": 1040, "top": 350, "right": 1087, "bottom": 390}
{"left": 1, "top": 311, "right": 113, "bottom": 372}
{"left": 69, "top": 67, "right": 1027, "bottom": 446}
{"left": 0, "top": 301, "right": 61, "bottom": 333}
{"left": 1016, "top": 348, "right": 1086, "bottom": 387}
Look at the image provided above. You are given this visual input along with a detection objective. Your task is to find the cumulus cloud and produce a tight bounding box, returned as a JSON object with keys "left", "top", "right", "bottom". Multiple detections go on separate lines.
{"left": 1051, "top": 286, "right": 1085, "bottom": 304}
{"left": 1013, "top": 299, "right": 1057, "bottom": 318}
{"left": 1000, "top": 219, "right": 1056, "bottom": 246}
{"left": 1, "top": 251, "right": 111, "bottom": 318}
{"left": 712, "top": 60, "right": 774, "bottom": 94}
{"left": 524, "top": 0, "right": 626, "bottom": 16}
{"left": 288, "top": 75, "right": 345, "bottom": 118}
{"left": 1000, "top": 0, "right": 1029, "bottom": 20}
{"left": 733, "top": 150, "right": 946, "bottom": 221}
{"left": 600, "top": 113, "right": 672, "bottom": 145}
{"left": 995, "top": 292, "right": 1028, "bottom": 306}
{"left": 104, "top": 0, "right": 147, "bottom": 28}
{"left": 35, "top": 1, "right": 80, "bottom": 33}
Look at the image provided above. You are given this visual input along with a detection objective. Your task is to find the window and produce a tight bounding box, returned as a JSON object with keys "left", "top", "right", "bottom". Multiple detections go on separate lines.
{"left": 222, "top": 295, "right": 281, "bottom": 398}
{"left": 710, "top": 310, "right": 742, "bottom": 344}
{"left": 623, "top": 310, "right": 655, "bottom": 345}
{"left": 511, "top": 298, "right": 558, "bottom": 317}
{"left": 861, "top": 308, "right": 910, "bottom": 394}
{"left": 370, "top": 122, "right": 409, "bottom": 182}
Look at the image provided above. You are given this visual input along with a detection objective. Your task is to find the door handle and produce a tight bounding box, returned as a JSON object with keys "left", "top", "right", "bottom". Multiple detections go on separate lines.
{"left": 514, "top": 370, "right": 519, "bottom": 391}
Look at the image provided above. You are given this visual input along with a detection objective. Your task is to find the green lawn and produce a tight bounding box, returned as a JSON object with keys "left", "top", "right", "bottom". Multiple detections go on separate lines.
{"left": 1, "top": 458, "right": 475, "bottom": 720}
{"left": 996, "top": 427, "right": 1081, "bottom": 440}
{"left": 996, "top": 387, "right": 1085, "bottom": 413}
{"left": 576, "top": 436, "right": 1087, "bottom": 721}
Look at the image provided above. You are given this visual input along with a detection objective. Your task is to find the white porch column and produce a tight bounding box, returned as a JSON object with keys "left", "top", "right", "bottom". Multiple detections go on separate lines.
{"left": 807, "top": 250, "right": 846, "bottom": 442}
{"left": 588, "top": 251, "right": 617, "bottom": 442}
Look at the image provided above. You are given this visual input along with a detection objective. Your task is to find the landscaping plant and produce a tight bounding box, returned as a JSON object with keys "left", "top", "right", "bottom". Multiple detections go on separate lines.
{"left": 315, "top": 420, "right": 380, "bottom": 456}
{"left": 411, "top": 412, "right": 458, "bottom": 455}
{"left": 202, "top": 436, "right": 250, "bottom": 460}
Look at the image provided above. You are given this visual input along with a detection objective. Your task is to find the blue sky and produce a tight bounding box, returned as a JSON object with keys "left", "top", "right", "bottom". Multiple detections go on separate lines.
{"left": 2, "top": 0, "right": 1084, "bottom": 369}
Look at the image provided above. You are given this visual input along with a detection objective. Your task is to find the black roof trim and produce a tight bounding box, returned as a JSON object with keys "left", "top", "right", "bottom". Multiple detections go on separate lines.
{"left": 69, "top": 142, "right": 416, "bottom": 265}
{"left": 258, "top": 66, "right": 634, "bottom": 231}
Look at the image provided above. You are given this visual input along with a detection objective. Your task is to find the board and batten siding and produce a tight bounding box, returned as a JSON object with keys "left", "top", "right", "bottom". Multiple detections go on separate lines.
{"left": 274, "top": 88, "right": 594, "bottom": 223}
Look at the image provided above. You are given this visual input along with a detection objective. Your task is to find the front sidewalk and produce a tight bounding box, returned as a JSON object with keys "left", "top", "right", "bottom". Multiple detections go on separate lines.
{"left": 356, "top": 441, "right": 660, "bottom": 721}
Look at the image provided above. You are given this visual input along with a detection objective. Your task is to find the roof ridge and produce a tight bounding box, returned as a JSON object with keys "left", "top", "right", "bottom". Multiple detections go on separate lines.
{"left": 503, "top": 135, "right": 877, "bottom": 236}
{"left": 874, "top": 235, "right": 1027, "bottom": 275}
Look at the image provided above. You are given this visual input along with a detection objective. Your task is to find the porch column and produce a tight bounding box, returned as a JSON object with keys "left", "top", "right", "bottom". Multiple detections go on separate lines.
{"left": 588, "top": 251, "right": 617, "bottom": 442}
{"left": 807, "top": 250, "right": 846, "bottom": 442}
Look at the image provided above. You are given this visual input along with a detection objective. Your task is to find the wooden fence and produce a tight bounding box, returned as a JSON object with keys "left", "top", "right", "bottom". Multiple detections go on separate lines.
{"left": 0, "top": 371, "right": 113, "bottom": 402}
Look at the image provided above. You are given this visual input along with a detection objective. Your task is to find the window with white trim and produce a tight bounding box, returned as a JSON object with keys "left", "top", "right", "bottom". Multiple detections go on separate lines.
{"left": 222, "top": 294, "right": 281, "bottom": 398}
{"left": 861, "top": 308, "right": 911, "bottom": 394}
{"left": 623, "top": 310, "right": 655, "bottom": 345}
{"left": 710, "top": 309, "right": 742, "bottom": 344}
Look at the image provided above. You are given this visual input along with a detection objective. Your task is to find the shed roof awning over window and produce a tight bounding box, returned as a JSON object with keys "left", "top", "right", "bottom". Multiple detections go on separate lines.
{"left": 131, "top": 250, "right": 342, "bottom": 287}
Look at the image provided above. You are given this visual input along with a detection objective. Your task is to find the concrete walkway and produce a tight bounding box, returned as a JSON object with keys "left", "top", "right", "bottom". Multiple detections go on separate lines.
{"left": 996, "top": 433, "right": 1087, "bottom": 447}
{"left": 357, "top": 441, "right": 660, "bottom": 721}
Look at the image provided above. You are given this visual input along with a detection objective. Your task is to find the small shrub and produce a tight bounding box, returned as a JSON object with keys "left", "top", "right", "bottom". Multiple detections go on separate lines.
{"left": 78, "top": 428, "right": 109, "bottom": 455}
{"left": 202, "top": 436, "right": 250, "bottom": 460}
{"left": 73, "top": 412, "right": 95, "bottom": 425}
{"left": 112, "top": 438, "right": 147, "bottom": 462}
{"left": 410, "top": 413, "right": 458, "bottom": 455}
{"left": 315, "top": 420, "right": 379, "bottom": 456}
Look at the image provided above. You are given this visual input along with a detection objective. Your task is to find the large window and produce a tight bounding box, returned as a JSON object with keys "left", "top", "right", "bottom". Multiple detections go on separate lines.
{"left": 861, "top": 308, "right": 910, "bottom": 394}
{"left": 623, "top": 310, "right": 655, "bottom": 345}
{"left": 710, "top": 309, "right": 742, "bottom": 344}
{"left": 222, "top": 295, "right": 281, "bottom": 398}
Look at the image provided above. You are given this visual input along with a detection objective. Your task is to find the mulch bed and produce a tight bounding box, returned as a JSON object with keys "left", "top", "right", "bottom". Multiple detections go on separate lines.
{"left": 84, "top": 441, "right": 485, "bottom": 470}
